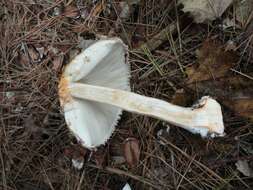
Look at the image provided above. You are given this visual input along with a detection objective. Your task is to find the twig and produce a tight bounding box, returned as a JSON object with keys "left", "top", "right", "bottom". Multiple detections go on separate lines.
{"left": 161, "top": 137, "right": 230, "bottom": 186}
{"left": 230, "top": 68, "right": 253, "bottom": 80}
{"left": 77, "top": 169, "right": 86, "bottom": 190}
{"left": 87, "top": 164, "right": 159, "bottom": 189}
{"left": 135, "top": 22, "right": 177, "bottom": 52}
{"left": 208, "top": 155, "right": 253, "bottom": 169}
{"left": 0, "top": 147, "right": 7, "bottom": 190}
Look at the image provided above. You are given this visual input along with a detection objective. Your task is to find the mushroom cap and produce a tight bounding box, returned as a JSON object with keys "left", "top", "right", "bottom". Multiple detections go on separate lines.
{"left": 59, "top": 38, "right": 130, "bottom": 148}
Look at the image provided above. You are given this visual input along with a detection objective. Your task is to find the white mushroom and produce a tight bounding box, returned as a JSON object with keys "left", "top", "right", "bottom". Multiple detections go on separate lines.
{"left": 59, "top": 38, "right": 225, "bottom": 149}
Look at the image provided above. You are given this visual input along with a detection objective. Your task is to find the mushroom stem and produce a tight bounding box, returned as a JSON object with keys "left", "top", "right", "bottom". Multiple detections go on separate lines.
{"left": 69, "top": 83, "right": 224, "bottom": 137}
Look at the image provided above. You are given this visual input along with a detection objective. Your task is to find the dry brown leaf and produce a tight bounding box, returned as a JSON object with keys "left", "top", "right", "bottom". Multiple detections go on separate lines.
{"left": 230, "top": 98, "right": 253, "bottom": 121}
{"left": 185, "top": 38, "right": 253, "bottom": 121}
{"left": 179, "top": 0, "right": 233, "bottom": 23}
{"left": 186, "top": 38, "right": 237, "bottom": 84}
{"left": 187, "top": 75, "right": 253, "bottom": 120}
{"left": 171, "top": 89, "right": 193, "bottom": 106}
{"left": 124, "top": 137, "right": 140, "bottom": 168}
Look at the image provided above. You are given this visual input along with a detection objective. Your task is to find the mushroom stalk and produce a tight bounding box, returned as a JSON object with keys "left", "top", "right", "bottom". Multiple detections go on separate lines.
{"left": 69, "top": 82, "right": 224, "bottom": 137}
{"left": 59, "top": 38, "right": 225, "bottom": 148}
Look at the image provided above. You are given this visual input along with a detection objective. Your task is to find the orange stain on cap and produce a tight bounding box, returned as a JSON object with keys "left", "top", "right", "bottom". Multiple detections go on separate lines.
{"left": 58, "top": 76, "right": 72, "bottom": 106}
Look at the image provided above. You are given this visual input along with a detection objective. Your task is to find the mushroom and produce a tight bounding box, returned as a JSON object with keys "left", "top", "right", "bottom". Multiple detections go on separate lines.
{"left": 59, "top": 38, "right": 225, "bottom": 149}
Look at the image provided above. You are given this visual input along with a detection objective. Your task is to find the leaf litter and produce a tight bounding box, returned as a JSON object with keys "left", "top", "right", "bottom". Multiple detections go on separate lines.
{"left": 179, "top": 0, "right": 233, "bottom": 23}
{"left": 185, "top": 37, "right": 253, "bottom": 121}
{"left": 124, "top": 137, "right": 140, "bottom": 168}
{"left": 1, "top": 0, "right": 253, "bottom": 189}
{"left": 64, "top": 144, "right": 87, "bottom": 170}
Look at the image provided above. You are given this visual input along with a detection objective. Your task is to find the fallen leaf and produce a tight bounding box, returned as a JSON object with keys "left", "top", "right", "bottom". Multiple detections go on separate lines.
{"left": 186, "top": 38, "right": 237, "bottom": 84}
{"left": 123, "top": 137, "right": 140, "bottom": 168}
{"left": 179, "top": 0, "right": 233, "bottom": 23}
{"left": 171, "top": 89, "right": 193, "bottom": 106}
{"left": 222, "top": 79, "right": 253, "bottom": 121}
{"left": 185, "top": 38, "right": 253, "bottom": 121}
{"left": 188, "top": 75, "right": 253, "bottom": 120}
{"left": 235, "top": 160, "right": 253, "bottom": 177}
{"left": 235, "top": 0, "right": 253, "bottom": 28}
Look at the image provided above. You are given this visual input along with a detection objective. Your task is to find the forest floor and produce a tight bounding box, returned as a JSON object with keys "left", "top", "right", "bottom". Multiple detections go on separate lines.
{"left": 1, "top": 0, "right": 253, "bottom": 189}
